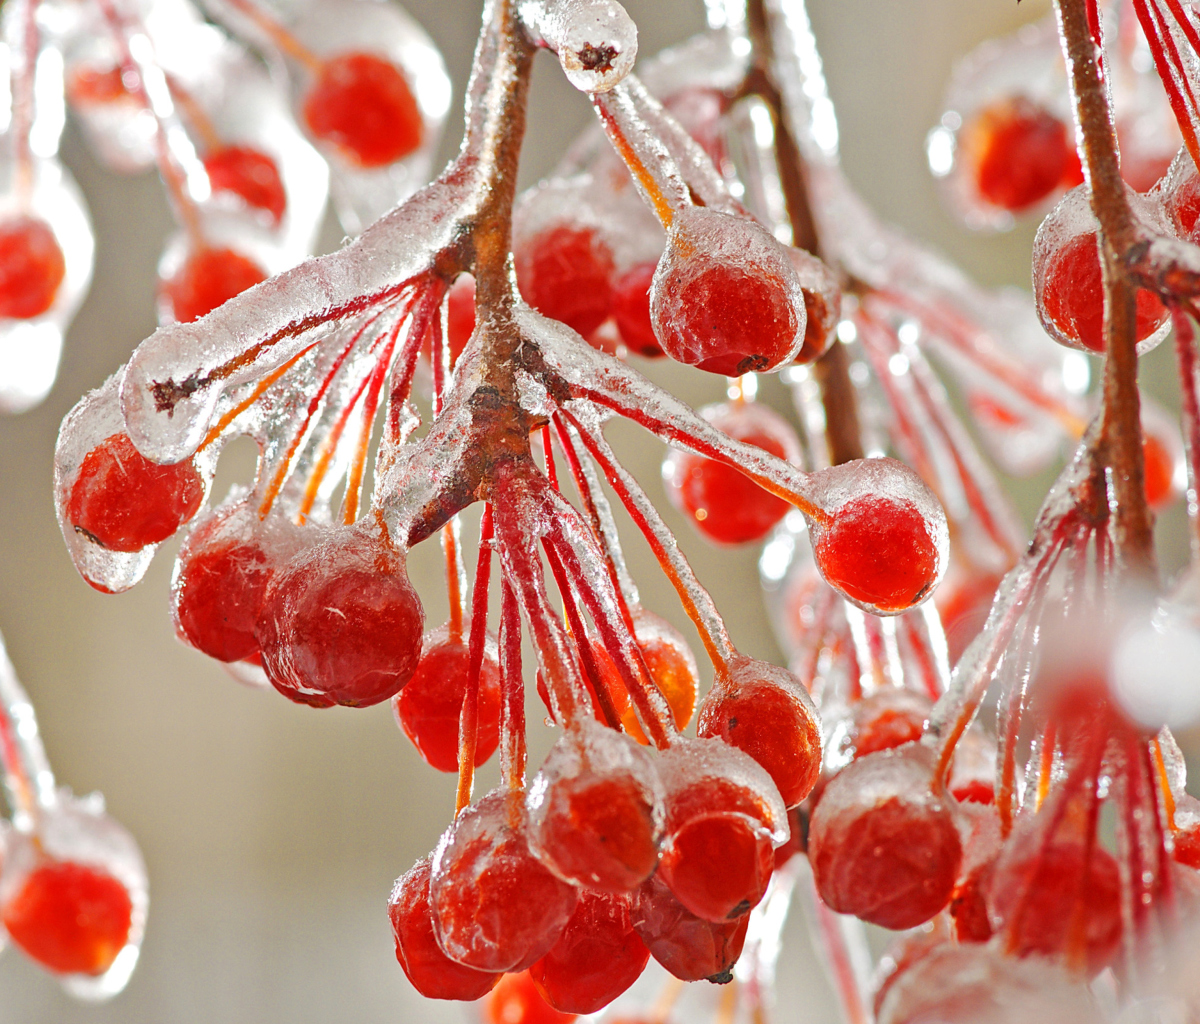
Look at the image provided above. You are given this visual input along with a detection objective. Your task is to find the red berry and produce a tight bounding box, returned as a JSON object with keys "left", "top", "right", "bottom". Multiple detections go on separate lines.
{"left": 65, "top": 63, "right": 130, "bottom": 106}
{"left": 1173, "top": 821, "right": 1200, "bottom": 869}
{"left": 631, "top": 872, "right": 749, "bottom": 983}
{"left": 303, "top": 51, "right": 423, "bottom": 168}
{"left": 2, "top": 860, "right": 133, "bottom": 976}
{"left": 526, "top": 722, "right": 662, "bottom": 893}
{"left": 528, "top": 891, "right": 650, "bottom": 1013}
{"left": 1142, "top": 428, "right": 1179, "bottom": 510}
{"left": 617, "top": 610, "right": 698, "bottom": 744}
{"left": 1039, "top": 231, "right": 1168, "bottom": 353}
{"left": 173, "top": 504, "right": 301, "bottom": 664}
{"left": 256, "top": 523, "right": 424, "bottom": 708}
{"left": 697, "top": 656, "right": 821, "bottom": 808}
{"left": 392, "top": 625, "right": 502, "bottom": 773}
{"left": 808, "top": 744, "right": 962, "bottom": 930}
{"left": 161, "top": 245, "right": 267, "bottom": 324}
{"left": 664, "top": 402, "right": 799, "bottom": 546}
{"left": 388, "top": 856, "right": 500, "bottom": 1000}
{"left": 486, "top": 971, "right": 577, "bottom": 1024}
{"left": 0, "top": 215, "right": 66, "bottom": 319}
{"left": 848, "top": 689, "right": 932, "bottom": 761}
{"left": 652, "top": 210, "right": 804, "bottom": 375}
{"left": 961, "top": 98, "right": 1077, "bottom": 213}
{"left": 203, "top": 145, "right": 287, "bottom": 225}
{"left": 656, "top": 741, "right": 783, "bottom": 922}
{"left": 431, "top": 790, "right": 578, "bottom": 973}
{"left": 446, "top": 273, "right": 475, "bottom": 363}
{"left": 611, "top": 262, "right": 663, "bottom": 357}
{"left": 67, "top": 432, "right": 205, "bottom": 553}
{"left": 1167, "top": 168, "right": 1200, "bottom": 239}
{"left": 987, "top": 808, "right": 1121, "bottom": 973}
{"left": 814, "top": 493, "right": 940, "bottom": 613}
{"left": 516, "top": 225, "right": 615, "bottom": 338}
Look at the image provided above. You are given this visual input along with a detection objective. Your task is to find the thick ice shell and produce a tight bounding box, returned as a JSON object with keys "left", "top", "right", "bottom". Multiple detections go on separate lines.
{"left": 282, "top": 0, "right": 451, "bottom": 234}
{"left": 526, "top": 718, "right": 664, "bottom": 890}
{"left": 518, "top": 0, "right": 637, "bottom": 93}
{"left": 0, "top": 791, "right": 149, "bottom": 1001}
{"left": 1032, "top": 183, "right": 1173, "bottom": 356}
{"left": 54, "top": 376, "right": 215, "bottom": 593}
{"left": 0, "top": 160, "right": 94, "bottom": 413}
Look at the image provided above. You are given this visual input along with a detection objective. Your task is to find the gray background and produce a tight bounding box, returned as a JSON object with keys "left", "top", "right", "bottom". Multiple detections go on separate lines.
{"left": 0, "top": 0, "right": 1188, "bottom": 1021}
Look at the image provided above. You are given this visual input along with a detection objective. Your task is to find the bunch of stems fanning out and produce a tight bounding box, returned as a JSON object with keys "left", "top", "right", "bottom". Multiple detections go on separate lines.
{"left": 0, "top": 0, "right": 1189, "bottom": 1017}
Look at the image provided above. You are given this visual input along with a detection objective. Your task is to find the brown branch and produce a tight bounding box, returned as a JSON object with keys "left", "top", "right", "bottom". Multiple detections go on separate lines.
{"left": 1056, "top": 0, "right": 1156, "bottom": 576}
{"left": 742, "top": 0, "right": 864, "bottom": 466}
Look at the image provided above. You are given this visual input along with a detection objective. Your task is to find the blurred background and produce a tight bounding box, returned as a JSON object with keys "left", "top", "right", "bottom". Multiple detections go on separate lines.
{"left": 0, "top": 0, "right": 1189, "bottom": 1020}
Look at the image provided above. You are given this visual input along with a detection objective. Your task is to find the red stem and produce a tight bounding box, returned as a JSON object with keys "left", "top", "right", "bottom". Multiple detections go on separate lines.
{"left": 455, "top": 504, "right": 494, "bottom": 815}
{"left": 498, "top": 579, "right": 525, "bottom": 791}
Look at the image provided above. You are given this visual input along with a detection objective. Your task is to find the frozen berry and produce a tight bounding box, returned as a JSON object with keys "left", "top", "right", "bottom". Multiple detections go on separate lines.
{"left": 257, "top": 523, "right": 424, "bottom": 708}
{"left": 808, "top": 744, "right": 962, "bottom": 930}
{"left": 516, "top": 225, "right": 615, "bottom": 338}
{"left": 432, "top": 790, "right": 578, "bottom": 973}
{"left": 161, "top": 245, "right": 267, "bottom": 324}
{"left": 961, "top": 98, "right": 1079, "bottom": 213}
{"left": 529, "top": 891, "right": 649, "bottom": 1013}
{"left": 813, "top": 494, "right": 940, "bottom": 613}
{"left": 611, "top": 262, "right": 663, "bottom": 357}
{"left": 303, "top": 51, "right": 423, "bottom": 167}
{"left": 2, "top": 860, "right": 133, "bottom": 976}
{"left": 1038, "top": 231, "right": 1168, "bottom": 354}
{"left": 0, "top": 215, "right": 66, "bottom": 319}
{"left": 203, "top": 145, "right": 287, "bottom": 225}
{"left": 389, "top": 856, "right": 500, "bottom": 1000}
{"left": 631, "top": 872, "right": 748, "bottom": 983}
{"left": 663, "top": 402, "right": 800, "bottom": 546}
{"left": 697, "top": 656, "right": 821, "bottom": 808}
{"left": 393, "top": 625, "right": 502, "bottom": 772}
{"left": 67, "top": 432, "right": 205, "bottom": 553}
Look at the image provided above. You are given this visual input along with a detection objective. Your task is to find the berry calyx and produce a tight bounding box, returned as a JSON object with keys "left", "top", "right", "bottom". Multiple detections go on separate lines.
{"left": 1038, "top": 231, "right": 1168, "bottom": 354}
{"left": 67, "top": 432, "right": 205, "bottom": 553}
{"left": 611, "top": 262, "right": 663, "bottom": 357}
{"left": 663, "top": 402, "right": 800, "bottom": 546}
{"left": 813, "top": 493, "right": 940, "bottom": 613}
{"left": 256, "top": 522, "right": 424, "bottom": 708}
{"left": 203, "top": 145, "right": 287, "bottom": 225}
{"left": 516, "top": 225, "right": 615, "bottom": 338}
{"left": 392, "top": 624, "right": 502, "bottom": 773}
{"left": 431, "top": 790, "right": 579, "bottom": 973}
{"left": 651, "top": 208, "right": 806, "bottom": 376}
{"left": 697, "top": 656, "right": 821, "bottom": 808}
{"left": 528, "top": 891, "right": 650, "bottom": 1013}
{"left": 389, "top": 856, "right": 500, "bottom": 1000}
{"left": 808, "top": 743, "right": 962, "bottom": 930}
{"left": 631, "top": 872, "right": 749, "bottom": 983}
{"left": 160, "top": 245, "right": 268, "bottom": 324}
{"left": 960, "top": 98, "right": 1080, "bottom": 213}
{"left": 2, "top": 860, "right": 133, "bottom": 976}
{"left": 303, "top": 52, "right": 423, "bottom": 168}
{"left": 0, "top": 215, "right": 67, "bottom": 320}
{"left": 486, "top": 971, "right": 577, "bottom": 1024}
{"left": 526, "top": 722, "right": 663, "bottom": 893}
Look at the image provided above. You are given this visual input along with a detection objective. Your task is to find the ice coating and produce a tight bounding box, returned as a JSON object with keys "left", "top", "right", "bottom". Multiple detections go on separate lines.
{"left": 518, "top": 0, "right": 637, "bottom": 94}
{"left": 1033, "top": 183, "right": 1172, "bottom": 356}
{"left": 525, "top": 718, "right": 664, "bottom": 891}
{"left": 650, "top": 205, "right": 807, "bottom": 375}
{"left": 54, "top": 376, "right": 215, "bottom": 593}
{"left": 430, "top": 787, "right": 578, "bottom": 973}
{"left": 270, "top": 0, "right": 450, "bottom": 233}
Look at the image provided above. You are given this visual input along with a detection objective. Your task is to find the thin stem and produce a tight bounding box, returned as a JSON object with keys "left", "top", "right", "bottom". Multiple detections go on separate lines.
{"left": 1056, "top": 0, "right": 1155, "bottom": 573}
{"left": 498, "top": 579, "right": 525, "bottom": 791}
{"left": 11, "top": 0, "right": 40, "bottom": 203}
{"left": 218, "top": 0, "right": 323, "bottom": 73}
{"left": 444, "top": 519, "right": 466, "bottom": 643}
{"left": 455, "top": 504, "right": 494, "bottom": 815}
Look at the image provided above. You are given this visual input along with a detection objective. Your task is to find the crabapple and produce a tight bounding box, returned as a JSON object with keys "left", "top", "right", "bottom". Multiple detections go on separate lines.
{"left": 160, "top": 245, "right": 267, "bottom": 324}
{"left": 0, "top": 215, "right": 67, "bottom": 319}
{"left": 203, "top": 145, "right": 287, "bottom": 225}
